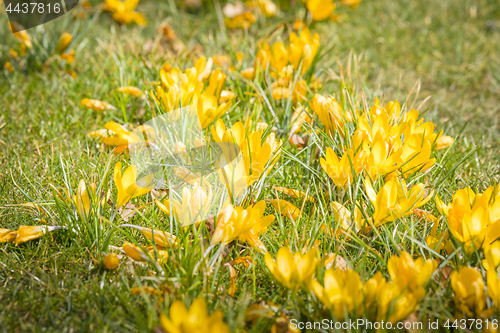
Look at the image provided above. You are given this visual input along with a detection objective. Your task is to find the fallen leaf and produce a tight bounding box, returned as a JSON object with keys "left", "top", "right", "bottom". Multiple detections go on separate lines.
{"left": 324, "top": 253, "right": 337, "bottom": 269}
{"left": 119, "top": 203, "right": 137, "bottom": 222}
{"left": 289, "top": 133, "right": 308, "bottom": 149}
{"left": 438, "top": 265, "right": 453, "bottom": 284}
{"left": 334, "top": 255, "right": 348, "bottom": 271}
{"left": 402, "top": 313, "right": 419, "bottom": 332}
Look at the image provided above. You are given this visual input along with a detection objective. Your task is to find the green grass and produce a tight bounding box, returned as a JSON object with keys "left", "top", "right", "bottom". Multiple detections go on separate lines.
{"left": 1, "top": 0, "right": 500, "bottom": 332}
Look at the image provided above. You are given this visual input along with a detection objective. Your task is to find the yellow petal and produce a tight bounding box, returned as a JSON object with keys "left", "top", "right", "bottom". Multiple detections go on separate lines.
{"left": 103, "top": 253, "right": 120, "bottom": 269}
{"left": 269, "top": 199, "right": 301, "bottom": 220}
{"left": 0, "top": 229, "right": 17, "bottom": 242}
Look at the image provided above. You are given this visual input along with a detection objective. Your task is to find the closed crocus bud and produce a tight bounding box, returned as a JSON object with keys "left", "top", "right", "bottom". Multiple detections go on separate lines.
{"left": 14, "top": 225, "right": 64, "bottom": 245}
{"left": 117, "top": 86, "right": 142, "bottom": 98}
{"left": 103, "top": 253, "right": 119, "bottom": 269}
{"left": 57, "top": 32, "right": 72, "bottom": 54}
{"left": 123, "top": 242, "right": 150, "bottom": 262}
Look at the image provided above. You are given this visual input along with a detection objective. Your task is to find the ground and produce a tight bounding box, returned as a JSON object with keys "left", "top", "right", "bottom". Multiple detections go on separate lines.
{"left": 1, "top": 0, "right": 500, "bottom": 332}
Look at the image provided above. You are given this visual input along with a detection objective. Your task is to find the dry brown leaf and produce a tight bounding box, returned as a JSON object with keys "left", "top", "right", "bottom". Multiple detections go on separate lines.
{"left": 205, "top": 214, "right": 215, "bottom": 237}
{"left": 119, "top": 203, "right": 137, "bottom": 222}
{"left": 289, "top": 133, "right": 308, "bottom": 149}
{"left": 244, "top": 302, "right": 277, "bottom": 323}
{"left": 334, "top": 255, "right": 348, "bottom": 271}
{"left": 402, "top": 312, "right": 419, "bottom": 332}
{"left": 150, "top": 189, "right": 168, "bottom": 201}
{"left": 438, "top": 265, "right": 453, "bottom": 284}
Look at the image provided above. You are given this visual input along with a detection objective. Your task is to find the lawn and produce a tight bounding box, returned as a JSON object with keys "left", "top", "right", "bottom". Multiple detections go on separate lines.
{"left": 1, "top": 0, "right": 500, "bottom": 332}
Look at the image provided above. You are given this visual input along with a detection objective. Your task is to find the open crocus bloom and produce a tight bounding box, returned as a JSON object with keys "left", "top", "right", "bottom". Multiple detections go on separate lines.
{"left": 113, "top": 162, "right": 154, "bottom": 208}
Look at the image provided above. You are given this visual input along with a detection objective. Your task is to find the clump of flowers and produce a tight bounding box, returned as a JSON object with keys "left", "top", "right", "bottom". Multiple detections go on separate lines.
{"left": 435, "top": 183, "right": 500, "bottom": 253}
{"left": 265, "top": 246, "right": 318, "bottom": 291}
{"left": 103, "top": 0, "right": 147, "bottom": 26}
{"left": 160, "top": 297, "right": 230, "bottom": 333}
{"left": 451, "top": 267, "right": 493, "bottom": 318}
{"left": 152, "top": 57, "right": 234, "bottom": 128}
{"left": 211, "top": 201, "right": 275, "bottom": 252}
{"left": 311, "top": 251, "right": 437, "bottom": 323}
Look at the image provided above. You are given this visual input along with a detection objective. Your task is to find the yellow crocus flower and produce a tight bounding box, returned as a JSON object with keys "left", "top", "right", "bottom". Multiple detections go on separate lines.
{"left": 9, "top": 22, "right": 32, "bottom": 48}
{"left": 211, "top": 201, "right": 275, "bottom": 252}
{"left": 56, "top": 32, "right": 72, "bottom": 54}
{"left": 224, "top": 12, "right": 256, "bottom": 30}
{"left": 271, "top": 42, "right": 289, "bottom": 75}
{"left": 256, "top": 0, "right": 278, "bottom": 17}
{"left": 363, "top": 271, "right": 386, "bottom": 310}
{"left": 67, "top": 179, "right": 108, "bottom": 219}
{"left": 485, "top": 241, "right": 500, "bottom": 308}
{"left": 329, "top": 201, "right": 367, "bottom": 235}
{"left": 311, "top": 268, "right": 364, "bottom": 320}
{"left": 365, "top": 139, "right": 402, "bottom": 179}
{"left": 268, "top": 199, "right": 301, "bottom": 220}
{"left": 365, "top": 178, "right": 433, "bottom": 226}
{"left": 170, "top": 182, "right": 213, "bottom": 227}
{"left": 120, "top": 224, "right": 178, "bottom": 248}
{"left": 88, "top": 121, "right": 154, "bottom": 155}
{"left": 14, "top": 225, "right": 64, "bottom": 245}
{"left": 451, "top": 267, "right": 491, "bottom": 317}
{"left": 436, "top": 185, "right": 500, "bottom": 252}
{"left": 160, "top": 297, "right": 230, "bottom": 333}
{"left": 74, "top": 180, "right": 93, "bottom": 217}
{"left": 217, "top": 155, "right": 254, "bottom": 200}
{"left": 320, "top": 148, "right": 366, "bottom": 187}
{"left": 265, "top": 246, "right": 318, "bottom": 291}
{"left": 113, "top": 162, "right": 153, "bottom": 208}
{"left": 242, "top": 130, "right": 282, "bottom": 183}
{"left": 311, "top": 94, "right": 352, "bottom": 137}
{"left": 483, "top": 241, "right": 500, "bottom": 271}
{"left": 387, "top": 251, "right": 437, "bottom": 299}
{"left": 288, "top": 28, "right": 320, "bottom": 74}
{"left": 103, "top": 253, "right": 120, "bottom": 269}
{"left": 376, "top": 282, "right": 419, "bottom": 323}
{"left": 357, "top": 110, "right": 403, "bottom": 147}
{"left": 487, "top": 269, "right": 500, "bottom": 309}
{"left": 435, "top": 135, "right": 454, "bottom": 150}
{"left": 395, "top": 134, "right": 435, "bottom": 178}
{"left": 80, "top": 98, "right": 116, "bottom": 112}
{"left": 117, "top": 86, "right": 142, "bottom": 97}
{"left": 211, "top": 119, "right": 246, "bottom": 148}
{"left": 104, "top": 0, "right": 147, "bottom": 26}
{"left": 204, "top": 68, "right": 227, "bottom": 100}
{"left": 304, "top": 0, "right": 335, "bottom": 21}
{"left": 122, "top": 242, "right": 149, "bottom": 261}
{"left": 196, "top": 94, "right": 232, "bottom": 129}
